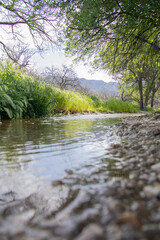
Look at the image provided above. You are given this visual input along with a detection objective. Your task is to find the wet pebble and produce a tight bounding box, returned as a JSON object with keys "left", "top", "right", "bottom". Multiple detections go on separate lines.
{"left": 143, "top": 184, "right": 160, "bottom": 198}
{"left": 117, "top": 212, "right": 141, "bottom": 229}
{"left": 52, "top": 180, "right": 64, "bottom": 186}
{"left": 151, "top": 163, "right": 160, "bottom": 173}
{"left": 74, "top": 224, "right": 104, "bottom": 240}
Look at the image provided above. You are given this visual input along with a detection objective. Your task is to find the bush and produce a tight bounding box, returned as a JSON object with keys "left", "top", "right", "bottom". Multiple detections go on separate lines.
{"left": 0, "top": 62, "right": 56, "bottom": 119}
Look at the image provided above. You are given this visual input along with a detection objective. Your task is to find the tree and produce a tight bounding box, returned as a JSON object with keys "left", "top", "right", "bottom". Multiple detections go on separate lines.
{"left": 117, "top": 58, "right": 160, "bottom": 110}
{"left": 1, "top": 43, "right": 36, "bottom": 69}
{"left": 43, "top": 65, "right": 79, "bottom": 89}
{"left": 91, "top": 31, "right": 160, "bottom": 110}
{"left": 75, "top": 84, "right": 92, "bottom": 96}
{"left": 0, "top": 0, "right": 58, "bottom": 57}
{"left": 57, "top": 0, "right": 160, "bottom": 62}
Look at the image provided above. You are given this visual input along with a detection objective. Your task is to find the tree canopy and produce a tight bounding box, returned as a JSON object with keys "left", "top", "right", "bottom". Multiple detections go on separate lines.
{"left": 57, "top": 0, "right": 160, "bottom": 61}
{"left": 1, "top": 0, "right": 160, "bottom": 109}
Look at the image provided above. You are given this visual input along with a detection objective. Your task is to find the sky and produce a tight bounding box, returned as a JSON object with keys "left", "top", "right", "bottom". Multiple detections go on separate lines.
{"left": 32, "top": 48, "right": 114, "bottom": 82}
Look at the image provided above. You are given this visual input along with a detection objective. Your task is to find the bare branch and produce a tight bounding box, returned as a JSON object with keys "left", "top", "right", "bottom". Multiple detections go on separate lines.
{"left": 42, "top": 65, "right": 79, "bottom": 89}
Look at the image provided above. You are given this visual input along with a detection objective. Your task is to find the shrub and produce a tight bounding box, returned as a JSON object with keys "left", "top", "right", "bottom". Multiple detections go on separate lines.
{"left": 0, "top": 61, "right": 56, "bottom": 119}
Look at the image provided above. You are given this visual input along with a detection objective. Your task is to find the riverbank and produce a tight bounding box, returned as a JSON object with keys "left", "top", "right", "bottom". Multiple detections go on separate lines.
{"left": 50, "top": 112, "right": 160, "bottom": 240}
{"left": 0, "top": 61, "right": 138, "bottom": 120}
{"left": 0, "top": 113, "right": 160, "bottom": 240}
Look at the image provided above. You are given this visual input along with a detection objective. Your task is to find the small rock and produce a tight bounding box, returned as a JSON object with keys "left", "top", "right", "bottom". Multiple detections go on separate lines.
{"left": 141, "top": 129, "right": 148, "bottom": 134}
{"left": 110, "top": 149, "right": 119, "bottom": 155}
{"left": 52, "top": 180, "right": 64, "bottom": 186}
{"left": 128, "top": 158, "right": 138, "bottom": 163}
{"left": 110, "top": 143, "right": 121, "bottom": 149}
{"left": 151, "top": 128, "right": 160, "bottom": 136}
{"left": 117, "top": 212, "right": 141, "bottom": 229}
{"left": 151, "top": 163, "right": 160, "bottom": 173}
{"left": 107, "top": 224, "right": 123, "bottom": 240}
{"left": 130, "top": 122, "right": 142, "bottom": 130}
{"left": 75, "top": 224, "right": 104, "bottom": 240}
{"left": 143, "top": 184, "right": 160, "bottom": 198}
{"left": 153, "top": 114, "right": 160, "bottom": 120}
{"left": 146, "top": 146, "right": 157, "bottom": 155}
{"left": 65, "top": 169, "right": 74, "bottom": 175}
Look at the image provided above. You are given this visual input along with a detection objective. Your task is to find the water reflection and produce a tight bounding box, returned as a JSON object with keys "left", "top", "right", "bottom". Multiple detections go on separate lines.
{"left": 0, "top": 114, "right": 121, "bottom": 180}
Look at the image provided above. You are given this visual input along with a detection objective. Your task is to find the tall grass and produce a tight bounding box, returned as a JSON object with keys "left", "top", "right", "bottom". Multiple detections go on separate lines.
{"left": 0, "top": 62, "right": 96, "bottom": 119}
{"left": 0, "top": 61, "right": 57, "bottom": 119}
{"left": 104, "top": 98, "right": 137, "bottom": 113}
{"left": 50, "top": 88, "right": 97, "bottom": 113}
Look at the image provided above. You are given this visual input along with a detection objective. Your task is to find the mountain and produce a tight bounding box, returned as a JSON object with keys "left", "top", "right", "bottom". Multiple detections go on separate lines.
{"left": 78, "top": 78, "right": 118, "bottom": 96}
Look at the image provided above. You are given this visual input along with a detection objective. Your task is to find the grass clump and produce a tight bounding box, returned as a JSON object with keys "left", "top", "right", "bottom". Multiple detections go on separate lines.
{"left": 52, "top": 89, "right": 95, "bottom": 113}
{"left": 104, "top": 98, "right": 137, "bottom": 113}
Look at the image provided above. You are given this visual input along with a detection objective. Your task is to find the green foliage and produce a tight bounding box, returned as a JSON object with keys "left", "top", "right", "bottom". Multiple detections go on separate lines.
{"left": 0, "top": 61, "right": 96, "bottom": 119}
{"left": 104, "top": 98, "right": 137, "bottom": 113}
{"left": 55, "top": 0, "right": 160, "bottom": 111}
{"left": 89, "top": 95, "right": 103, "bottom": 108}
{"left": 0, "top": 61, "right": 146, "bottom": 120}
{"left": 52, "top": 88, "right": 95, "bottom": 113}
{"left": 57, "top": 0, "right": 160, "bottom": 62}
{"left": 155, "top": 109, "right": 160, "bottom": 113}
{"left": 144, "top": 107, "right": 155, "bottom": 113}
{"left": 0, "top": 61, "right": 56, "bottom": 119}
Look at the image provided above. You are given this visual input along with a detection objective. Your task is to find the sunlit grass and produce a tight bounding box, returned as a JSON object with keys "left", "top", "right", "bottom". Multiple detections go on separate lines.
{"left": 51, "top": 88, "right": 95, "bottom": 113}
{"left": 104, "top": 98, "right": 137, "bottom": 113}
{"left": 0, "top": 62, "right": 96, "bottom": 119}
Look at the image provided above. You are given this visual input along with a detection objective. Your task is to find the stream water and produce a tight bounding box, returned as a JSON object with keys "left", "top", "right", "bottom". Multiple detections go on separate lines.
{"left": 0, "top": 113, "right": 159, "bottom": 240}
{"left": 0, "top": 114, "right": 123, "bottom": 177}
{"left": 0, "top": 113, "right": 141, "bottom": 239}
{"left": 0, "top": 114, "right": 132, "bottom": 204}
{"left": 0, "top": 114, "right": 126, "bottom": 196}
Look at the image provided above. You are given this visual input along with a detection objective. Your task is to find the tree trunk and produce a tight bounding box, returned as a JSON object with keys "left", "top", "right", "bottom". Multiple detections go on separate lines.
{"left": 151, "top": 88, "right": 156, "bottom": 108}
{"left": 144, "top": 86, "right": 152, "bottom": 110}
{"left": 138, "top": 78, "right": 144, "bottom": 110}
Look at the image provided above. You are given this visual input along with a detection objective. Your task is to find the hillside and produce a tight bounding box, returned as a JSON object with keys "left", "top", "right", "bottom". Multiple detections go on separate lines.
{"left": 79, "top": 78, "right": 118, "bottom": 96}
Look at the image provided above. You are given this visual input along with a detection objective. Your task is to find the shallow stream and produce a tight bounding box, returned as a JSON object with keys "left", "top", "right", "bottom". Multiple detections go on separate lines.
{"left": 0, "top": 113, "right": 159, "bottom": 240}
{"left": 0, "top": 114, "right": 133, "bottom": 190}
{"left": 0, "top": 114, "right": 121, "bottom": 171}
{"left": 0, "top": 114, "right": 126, "bottom": 195}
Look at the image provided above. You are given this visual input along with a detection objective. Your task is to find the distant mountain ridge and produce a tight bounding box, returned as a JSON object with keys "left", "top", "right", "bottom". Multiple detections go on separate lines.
{"left": 78, "top": 78, "right": 118, "bottom": 96}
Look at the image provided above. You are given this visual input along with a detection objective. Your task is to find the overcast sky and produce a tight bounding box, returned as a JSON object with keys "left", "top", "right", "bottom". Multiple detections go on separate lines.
{"left": 32, "top": 48, "right": 114, "bottom": 82}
